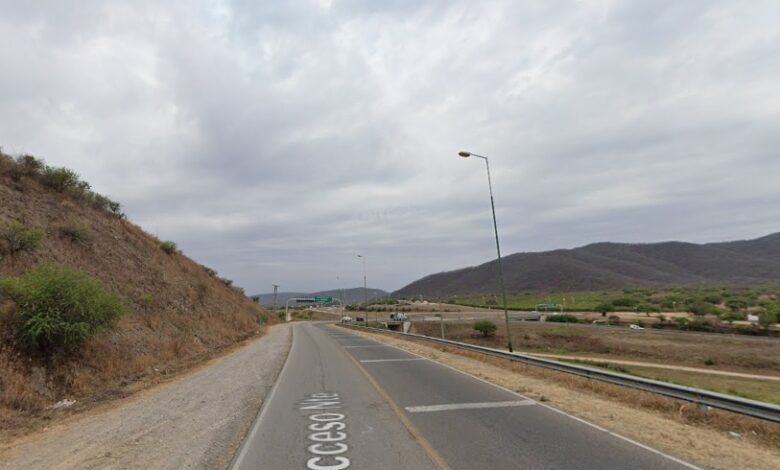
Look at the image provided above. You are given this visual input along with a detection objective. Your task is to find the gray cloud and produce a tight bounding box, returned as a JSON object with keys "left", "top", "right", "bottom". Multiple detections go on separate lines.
{"left": 2, "top": 0, "right": 779, "bottom": 293}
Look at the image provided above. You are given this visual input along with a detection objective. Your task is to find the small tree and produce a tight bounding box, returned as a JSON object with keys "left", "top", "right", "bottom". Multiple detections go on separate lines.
{"left": 474, "top": 319, "right": 497, "bottom": 337}
{"left": 758, "top": 307, "right": 779, "bottom": 329}
{"left": 595, "top": 302, "right": 614, "bottom": 317}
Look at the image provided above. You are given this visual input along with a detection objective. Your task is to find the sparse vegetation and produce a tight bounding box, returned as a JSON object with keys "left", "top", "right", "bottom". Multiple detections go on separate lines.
{"left": 0, "top": 222, "right": 44, "bottom": 257}
{"left": 0, "top": 264, "right": 125, "bottom": 354}
{"left": 0, "top": 152, "right": 123, "bottom": 218}
{"left": 159, "top": 240, "right": 178, "bottom": 254}
{"left": 0, "top": 151, "right": 274, "bottom": 439}
{"left": 58, "top": 222, "right": 93, "bottom": 244}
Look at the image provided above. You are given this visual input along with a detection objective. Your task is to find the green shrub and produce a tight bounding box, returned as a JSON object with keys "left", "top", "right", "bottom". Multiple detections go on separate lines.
{"left": 546, "top": 314, "right": 579, "bottom": 323}
{"left": 725, "top": 299, "right": 747, "bottom": 311}
{"left": 159, "top": 240, "right": 178, "bottom": 254}
{"left": 0, "top": 264, "right": 125, "bottom": 353}
{"left": 611, "top": 297, "right": 639, "bottom": 307}
{"left": 595, "top": 302, "right": 614, "bottom": 314}
{"left": 58, "top": 223, "right": 93, "bottom": 244}
{"left": 636, "top": 303, "right": 660, "bottom": 313}
{"left": 721, "top": 310, "right": 746, "bottom": 322}
{"left": 687, "top": 302, "right": 718, "bottom": 316}
{"left": 0, "top": 222, "right": 44, "bottom": 257}
{"left": 701, "top": 294, "right": 723, "bottom": 304}
{"left": 607, "top": 315, "right": 620, "bottom": 325}
{"left": 473, "top": 319, "right": 497, "bottom": 337}
{"left": 40, "top": 166, "right": 81, "bottom": 193}
{"left": 758, "top": 308, "right": 779, "bottom": 327}
{"left": 14, "top": 154, "right": 44, "bottom": 177}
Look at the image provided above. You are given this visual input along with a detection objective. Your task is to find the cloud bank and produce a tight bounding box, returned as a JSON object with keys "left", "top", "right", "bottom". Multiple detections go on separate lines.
{"left": 2, "top": 0, "right": 779, "bottom": 292}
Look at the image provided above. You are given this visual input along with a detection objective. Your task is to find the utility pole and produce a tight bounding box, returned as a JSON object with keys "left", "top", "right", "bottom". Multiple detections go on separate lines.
{"left": 272, "top": 284, "right": 279, "bottom": 313}
{"left": 459, "top": 151, "right": 514, "bottom": 352}
{"left": 357, "top": 254, "right": 367, "bottom": 325}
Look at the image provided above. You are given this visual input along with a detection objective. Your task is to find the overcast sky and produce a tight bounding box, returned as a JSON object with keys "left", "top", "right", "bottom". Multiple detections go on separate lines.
{"left": 2, "top": 0, "right": 779, "bottom": 293}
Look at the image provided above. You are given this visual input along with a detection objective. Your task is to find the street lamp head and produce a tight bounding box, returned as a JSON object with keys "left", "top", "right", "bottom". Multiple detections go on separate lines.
{"left": 458, "top": 151, "right": 471, "bottom": 158}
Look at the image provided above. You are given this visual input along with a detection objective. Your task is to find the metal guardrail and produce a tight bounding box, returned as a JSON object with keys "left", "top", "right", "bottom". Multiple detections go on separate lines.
{"left": 339, "top": 324, "right": 780, "bottom": 423}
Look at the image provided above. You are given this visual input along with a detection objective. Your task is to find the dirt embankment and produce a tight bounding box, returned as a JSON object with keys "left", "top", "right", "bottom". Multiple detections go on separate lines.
{"left": 0, "top": 324, "right": 292, "bottom": 470}
{"left": 0, "top": 154, "right": 277, "bottom": 436}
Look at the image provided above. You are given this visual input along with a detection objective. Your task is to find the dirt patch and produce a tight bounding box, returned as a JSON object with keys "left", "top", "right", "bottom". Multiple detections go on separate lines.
{"left": 344, "top": 327, "right": 780, "bottom": 470}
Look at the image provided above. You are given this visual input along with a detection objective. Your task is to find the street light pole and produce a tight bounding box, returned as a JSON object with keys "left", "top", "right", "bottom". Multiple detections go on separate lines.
{"left": 459, "top": 151, "right": 514, "bottom": 352}
{"left": 357, "top": 254, "right": 367, "bottom": 325}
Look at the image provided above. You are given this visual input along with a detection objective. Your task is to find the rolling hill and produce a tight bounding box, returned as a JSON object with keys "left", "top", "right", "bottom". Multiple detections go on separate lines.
{"left": 394, "top": 232, "right": 780, "bottom": 297}
{"left": 252, "top": 287, "right": 389, "bottom": 307}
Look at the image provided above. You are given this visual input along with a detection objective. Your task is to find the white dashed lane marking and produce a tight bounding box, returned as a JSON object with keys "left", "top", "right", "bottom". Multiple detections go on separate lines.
{"left": 360, "top": 358, "right": 426, "bottom": 363}
{"left": 405, "top": 400, "right": 536, "bottom": 413}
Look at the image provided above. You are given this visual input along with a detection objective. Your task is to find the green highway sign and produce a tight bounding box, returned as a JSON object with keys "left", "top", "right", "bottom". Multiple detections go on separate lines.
{"left": 315, "top": 296, "right": 333, "bottom": 304}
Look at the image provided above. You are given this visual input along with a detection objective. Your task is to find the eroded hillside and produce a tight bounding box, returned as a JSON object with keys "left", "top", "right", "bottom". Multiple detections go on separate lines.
{"left": 0, "top": 153, "right": 273, "bottom": 436}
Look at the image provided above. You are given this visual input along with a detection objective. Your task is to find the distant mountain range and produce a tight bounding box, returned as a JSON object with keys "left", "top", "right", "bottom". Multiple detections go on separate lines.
{"left": 252, "top": 287, "right": 389, "bottom": 307}
{"left": 394, "top": 232, "right": 780, "bottom": 297}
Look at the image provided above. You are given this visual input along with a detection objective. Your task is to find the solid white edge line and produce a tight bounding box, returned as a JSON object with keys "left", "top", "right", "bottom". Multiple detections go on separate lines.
{"left": 342, "top": 327, "right": 703, "bottom": 470}
{"left": 406, "top": 400, "right": 535, "bottom": 413}
{"left": 344, "top": 345, "right": 393, "bottom": 348}
{"left": 360, "top": 358, "right": 426, "bottom": 363}
{"left": 230, "top": 325, "right": 296, "bottom": 470}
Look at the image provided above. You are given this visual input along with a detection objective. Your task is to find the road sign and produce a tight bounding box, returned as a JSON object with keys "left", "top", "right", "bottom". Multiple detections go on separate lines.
{"left": 296, "top": 298, "right": 315, "bottom": 303}
{"left": 315, "top": 296, "right": 333, "bottom": 304}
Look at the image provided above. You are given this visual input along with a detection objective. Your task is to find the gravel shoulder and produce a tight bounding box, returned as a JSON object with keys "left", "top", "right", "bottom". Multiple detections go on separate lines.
{"left": 0, "top": 323, "right": 292, "bottom": 470}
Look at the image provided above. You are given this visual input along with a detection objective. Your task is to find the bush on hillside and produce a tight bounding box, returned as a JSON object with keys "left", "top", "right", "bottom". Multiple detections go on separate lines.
{"left": 473, "top": 319, "right": 497, "bottom": 337}
{"left": 58, "top": 222, "right": 93, "bottom": 244}
{"left": 14, "top": 154, "right": 44, "bottom": 178}
{"left": 0, "top": 264, "right": 125, "bottom": 354}
{"left": 1, "top": 153, "right": 125, "bottom": 218}
{"left": 40, "top": 166, "right": 82, "bottom": 193}
{"left": 159, "top": 240, "right": 178, "bottom": 254}
{"left": 0, "top": 222, "right": 44, "bottom": 257}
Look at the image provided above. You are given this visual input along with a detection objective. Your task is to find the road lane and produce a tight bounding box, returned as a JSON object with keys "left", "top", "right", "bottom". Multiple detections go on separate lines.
{"left": 231, "top": 323, "right": 439, "bottom": 470}
{"left": 233, "top": 322, "right": 698, "bottom": 469}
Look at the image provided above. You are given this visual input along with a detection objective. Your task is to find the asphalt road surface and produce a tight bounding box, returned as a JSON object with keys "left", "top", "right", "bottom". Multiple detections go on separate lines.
{"left": 231, "top": 322, "right": 698, "bottom": 470}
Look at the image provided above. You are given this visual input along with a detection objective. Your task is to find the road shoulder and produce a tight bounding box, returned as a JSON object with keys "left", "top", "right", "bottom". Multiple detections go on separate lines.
{"left": 0, "top": 323, "right": 293, "bottom": 470}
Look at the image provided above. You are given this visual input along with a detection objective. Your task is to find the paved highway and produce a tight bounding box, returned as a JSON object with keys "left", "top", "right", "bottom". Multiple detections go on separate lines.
{"left": 231, "top": 322, "right": 698, "bottom": 470}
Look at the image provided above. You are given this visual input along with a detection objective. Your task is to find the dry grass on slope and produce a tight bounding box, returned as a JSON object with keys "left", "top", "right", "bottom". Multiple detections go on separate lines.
{"left": 0, "top": 154, "right": 275, "bottom": 438}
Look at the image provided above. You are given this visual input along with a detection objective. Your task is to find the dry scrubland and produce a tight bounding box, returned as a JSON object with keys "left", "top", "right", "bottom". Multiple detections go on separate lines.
{"left": 346, "top": 327, "right": 780, "bottom": 470}
{"left": 413, "top": 321, "right": 780, "bottom": 373}
{"left": 412, "top": 321, "right": 780, "bottom": 404}
{"left": 0, "top": 154, "right": 274, "bottom": 438}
